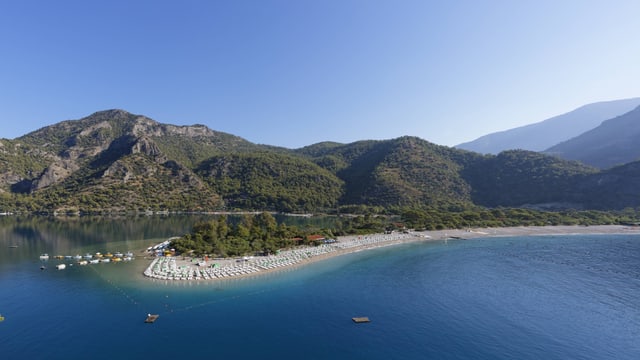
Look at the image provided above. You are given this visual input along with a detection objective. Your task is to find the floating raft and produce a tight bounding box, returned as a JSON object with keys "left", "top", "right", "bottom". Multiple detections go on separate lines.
{"left": 145, "top": 314, "right": 159, "bottom": 323}
{"left": 352, "top": 317, "right": 370, "bottom": 323}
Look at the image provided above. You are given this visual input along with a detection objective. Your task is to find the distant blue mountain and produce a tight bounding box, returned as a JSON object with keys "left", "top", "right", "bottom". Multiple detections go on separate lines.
{"left": 455, "top": 98, "right": 640, "bottom": 154}
{"left": 544, "top": 105, "right": 640, "bottom": 169}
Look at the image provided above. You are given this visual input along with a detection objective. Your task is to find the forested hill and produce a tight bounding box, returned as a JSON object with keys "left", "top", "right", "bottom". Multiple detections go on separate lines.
{"left": 297, "top": 137, "right": 480, "bottom": 207}
{"left": 0, "top": 109, "right": 637, "bottom": 213}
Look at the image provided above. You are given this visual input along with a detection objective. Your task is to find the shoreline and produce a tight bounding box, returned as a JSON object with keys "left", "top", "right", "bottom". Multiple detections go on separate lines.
{"left": 142, "top": 225, "right": 640, "bottom": 282}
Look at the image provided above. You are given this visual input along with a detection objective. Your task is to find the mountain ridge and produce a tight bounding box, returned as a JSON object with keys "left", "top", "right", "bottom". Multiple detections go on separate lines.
{"left": 1, "top": 109, "right": 640, "bottom": 213}
{"left": 544, "top": 105, "right": 640, "bottom": 169}
{"left": 455, "top": 98, "right": 640, "bottom": 154}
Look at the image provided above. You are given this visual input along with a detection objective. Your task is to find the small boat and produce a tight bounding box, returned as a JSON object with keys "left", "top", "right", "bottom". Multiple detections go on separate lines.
{"left": 112, "top": 257, "right": 122, "bottom": 262}
{"left": 94, "top": 252, "right": 103, "bottom": 258}
{"left": 114, "top": 252, "right": 124, "bottom": 258}
{"left": 40, "top": 265, "right": 46, "bottom": 270}
{"left": 123, "top": 256, "right": 133, "bottom": 261}
{"left": 145, "top": 314, "right": 159, "bottom": 323}
{"left": 352, "top": 317, "right": 371, "bottom": 323}
{"left": 56, "top": 264, "right": 66, "bottom": 270}
{"left": 73, "top": 254, "right": 82, "bottom": 260}
{"left": 125, "top": 251, "right": 134, "bottom": 258}
{"left": 8, "top": 245, "right": 18, "bottom": 248}
{"left": 0, "top": 314, "right": 4, "bottom": 322}
{"left": 100, "top": 258, "right": 110, "bottom": 263}
{"left": 89, "top": 259, "right": 99, "bottom": 264}
{"left": 39, "top": 254, "right": 49, "bottom": 260}
{"left": 83, "top": 254, "right": 93, "bottom": 260}
{"left": 104, "top": 252, "right": 114, "bottom": 258}
{"left": 54, "top": 255, "right": 64, "bottom": 260}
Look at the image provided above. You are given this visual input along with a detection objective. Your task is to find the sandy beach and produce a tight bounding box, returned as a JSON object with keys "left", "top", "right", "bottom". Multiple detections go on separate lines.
{"left": 143, "top": 224, "right": 640, "bottom": 282}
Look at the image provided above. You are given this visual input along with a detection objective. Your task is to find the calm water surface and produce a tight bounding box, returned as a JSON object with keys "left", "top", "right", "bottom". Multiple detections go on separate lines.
{"left": 1, "top": 216, "right": 639, "bottom": 359}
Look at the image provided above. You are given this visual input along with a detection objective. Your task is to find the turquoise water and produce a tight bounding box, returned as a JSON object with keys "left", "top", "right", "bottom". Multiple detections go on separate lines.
{"left": 1, "top": 218, "right": 640, "bottom": 359}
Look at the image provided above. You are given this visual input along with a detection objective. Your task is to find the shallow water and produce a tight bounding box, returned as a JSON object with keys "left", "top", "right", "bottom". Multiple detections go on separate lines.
{"left": 1, "top": 218, "right": 639, "bottom": 359}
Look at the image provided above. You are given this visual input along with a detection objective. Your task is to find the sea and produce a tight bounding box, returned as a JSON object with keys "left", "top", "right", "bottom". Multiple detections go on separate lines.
{"left": 1, "top": 216, "right": 639, "bottom": 360}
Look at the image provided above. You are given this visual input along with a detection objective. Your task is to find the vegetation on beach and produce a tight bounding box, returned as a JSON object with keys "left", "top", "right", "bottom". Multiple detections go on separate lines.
{"left": 171, "top": 212, "right": 395, "bottom": 257}
{"left": 398, "top": 206, "right": 638, "bottom": 229}
{"left": 172, "top": 208, "right": 640, "bottom": 258}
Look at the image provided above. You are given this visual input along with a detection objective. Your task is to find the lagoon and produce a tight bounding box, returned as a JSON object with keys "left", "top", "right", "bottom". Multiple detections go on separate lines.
{"left": 1, "top": 216, "right": 640, "bottom": 359}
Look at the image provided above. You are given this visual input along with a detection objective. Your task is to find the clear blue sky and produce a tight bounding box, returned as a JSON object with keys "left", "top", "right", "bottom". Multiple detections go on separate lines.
{"left": 2, "top": 0, "right": 639, "bottom": 148}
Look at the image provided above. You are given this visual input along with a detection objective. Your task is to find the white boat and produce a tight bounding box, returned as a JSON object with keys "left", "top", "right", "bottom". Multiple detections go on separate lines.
{"left": 89, "top": 259, "right": 99, "bottom": 264}
{"left": 39, "top": 254, "right": 49, "bottom": 260}
{"left": 114, "top": 252, "right": 124, "bottom": 258}
{"left": 56, "top": 264, "right": 66, "bottom": 270}
{"left": 100, "top": 258, "right": 110, "bottom": 263}
{"left": 78, "top": 260, "right": 88, "bottom": 266}
{"left": 73, "top": 254, "right": 82, "bottom": 260}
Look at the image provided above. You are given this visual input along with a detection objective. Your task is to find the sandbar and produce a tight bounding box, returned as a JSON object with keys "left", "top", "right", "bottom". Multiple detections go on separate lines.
{"left": 142, "top": 225, "right": 640, "bottom": 282}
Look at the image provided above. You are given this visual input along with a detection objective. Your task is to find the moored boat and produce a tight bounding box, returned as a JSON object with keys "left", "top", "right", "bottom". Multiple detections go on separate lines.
{"left": 56, "top": 264, "right": 66, "bottom": 270}
{"left": 39, "top": 254, "right": 49, "bottom": 260}
{"left": 145, "top": 314, "right": 159, "bottom": 323}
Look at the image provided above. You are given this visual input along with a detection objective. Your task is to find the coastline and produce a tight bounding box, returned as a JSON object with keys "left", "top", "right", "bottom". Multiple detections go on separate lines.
{"left": 142, "top": 224, "right": 640, "bottom": 282}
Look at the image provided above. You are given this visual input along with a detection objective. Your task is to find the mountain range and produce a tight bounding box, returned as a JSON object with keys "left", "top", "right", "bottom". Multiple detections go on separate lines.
{"left": 2, "top": 108, "right": 640, "bottom": 214}
{"left": 456, "top": 98, "right": 640, "bottom": 163}
{"left": 544, "top": 105, "right": 640, "bottom": 168}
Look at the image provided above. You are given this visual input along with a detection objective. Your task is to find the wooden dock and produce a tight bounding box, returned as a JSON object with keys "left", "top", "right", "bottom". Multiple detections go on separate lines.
{"left": 352, "top": 317, "right": 370, "bottom": 323}
{"left": 145, "top": 314, "right": 159, "bottom": 323}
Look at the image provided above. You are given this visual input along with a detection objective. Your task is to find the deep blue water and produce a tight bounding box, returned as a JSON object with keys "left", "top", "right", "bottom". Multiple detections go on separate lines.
{"left": 1, "top": 219, "right": 640, "bottom": 359}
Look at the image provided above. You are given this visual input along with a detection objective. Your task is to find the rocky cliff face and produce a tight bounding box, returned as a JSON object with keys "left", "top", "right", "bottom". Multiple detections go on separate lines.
{"left": 1, "top": 109, "right": 250, "bottom": 194}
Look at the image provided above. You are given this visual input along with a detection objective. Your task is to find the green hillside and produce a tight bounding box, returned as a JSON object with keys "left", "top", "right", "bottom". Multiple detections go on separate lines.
{"left": 197, "top": 152, "right": 343, "bottom": 212}
{"left": 1, "top": 109, "right": 640, "bottom": 214}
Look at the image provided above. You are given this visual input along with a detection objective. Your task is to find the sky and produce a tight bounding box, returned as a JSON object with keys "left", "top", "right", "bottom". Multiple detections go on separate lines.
{"left": 1, "top": 0, "right": 639, "bottom": 148}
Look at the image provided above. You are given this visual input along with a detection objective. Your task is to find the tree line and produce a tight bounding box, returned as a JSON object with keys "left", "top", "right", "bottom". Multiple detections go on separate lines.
{"left": 170, "top": 207, "right": 640, "bottom": 258}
